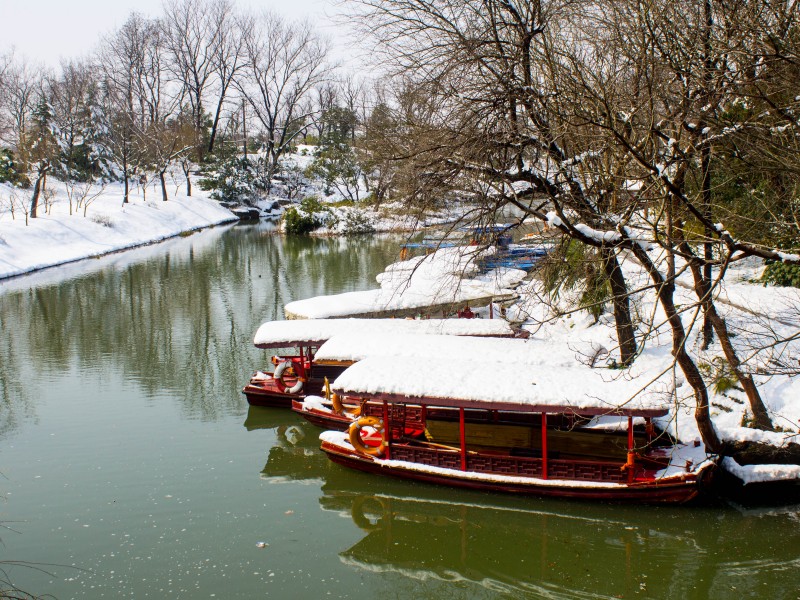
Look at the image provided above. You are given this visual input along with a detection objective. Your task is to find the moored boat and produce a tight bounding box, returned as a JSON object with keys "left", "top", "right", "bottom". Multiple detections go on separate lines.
{"left": 319, "top": 356, "right": 716, "bottom": 504}
{"left": 293, "top": 331, "right": 621, "bottom": 431}
{"left": 243, "top": 318, "right": 515, "bottom": 407}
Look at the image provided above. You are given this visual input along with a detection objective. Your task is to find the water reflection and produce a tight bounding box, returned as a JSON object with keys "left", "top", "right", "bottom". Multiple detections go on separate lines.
{"left": 249, "top": 407, "right": 334, "bottom": 484}
{"left": 0, "top": 224, "right": 406, "bottom": 436}
{"left": 320, "top": 480, "right": 800, "bottom": 599}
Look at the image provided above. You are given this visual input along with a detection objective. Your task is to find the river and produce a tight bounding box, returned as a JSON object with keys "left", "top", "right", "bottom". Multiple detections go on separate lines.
{"left": 0, "top": 222, "right": 798, "bottom": 599}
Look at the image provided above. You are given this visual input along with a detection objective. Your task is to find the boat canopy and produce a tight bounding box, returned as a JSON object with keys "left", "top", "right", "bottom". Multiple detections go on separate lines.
{"left": 315, "top": 333, "right": 571, "bottom": 366}
{"left": 331, "top": 356, "right": 673, "bottom": 417}
{"left": 253, "top": 318, "right": 514, "bottom": 349}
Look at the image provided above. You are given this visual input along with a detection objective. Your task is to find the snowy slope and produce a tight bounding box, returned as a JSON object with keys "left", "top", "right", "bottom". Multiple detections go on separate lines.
{"left": 0, "top": 180, "right": 237, "bottom": 279}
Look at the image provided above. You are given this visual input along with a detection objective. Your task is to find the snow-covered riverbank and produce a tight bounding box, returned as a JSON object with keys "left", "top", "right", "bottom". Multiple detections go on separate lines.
{"left": 0, "top": 181, "right": 237, "bottom": 280}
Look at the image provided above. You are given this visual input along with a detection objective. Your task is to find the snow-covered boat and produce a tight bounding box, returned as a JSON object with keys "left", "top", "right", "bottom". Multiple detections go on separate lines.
{"left": 319, "top": 356, "right": 716, "bottom": 504}
{"left": 293, "top": 332, "right": 587, "bottom": 430}
{"left": 243, "top": 319, "right": 515, "bottom": 407}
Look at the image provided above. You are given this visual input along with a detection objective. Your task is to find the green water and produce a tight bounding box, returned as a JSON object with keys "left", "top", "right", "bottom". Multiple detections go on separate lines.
{"left": 0, "top": 222, "right": 798, "bottom": 599}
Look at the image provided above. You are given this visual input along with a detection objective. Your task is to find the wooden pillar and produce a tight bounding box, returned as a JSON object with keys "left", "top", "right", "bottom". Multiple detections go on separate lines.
{"left": 383, "top": 400, "right": 392, "bottom": 460}
{"left": 459, "top": 407, "right": 467, "bottom": 471}
{"left": 541, "top": 413, "right": 548, "bottom": 480}
{"left": 300, "top": 346, "right": 305, "bottom": 376}
{"left": 489, "top": 303, "right": 494, "bottom": 319}
{"left": 627, "top": 416, "right": 634, "bottom": 484}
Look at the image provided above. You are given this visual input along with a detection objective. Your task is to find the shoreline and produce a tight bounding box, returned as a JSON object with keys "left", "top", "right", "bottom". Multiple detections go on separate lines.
{"left": 0, "top": 180, "right": 239, "bottom": 281}
{"left": 0, "top": 218, "right": 238, "bottom": 283}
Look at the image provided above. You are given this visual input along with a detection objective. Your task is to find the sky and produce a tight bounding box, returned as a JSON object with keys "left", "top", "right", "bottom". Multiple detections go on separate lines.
{"left": 1, "top": 0, "right": 357, "bottom": 67}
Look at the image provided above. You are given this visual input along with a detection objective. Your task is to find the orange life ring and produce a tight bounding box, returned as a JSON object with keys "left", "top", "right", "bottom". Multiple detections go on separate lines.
{"left": 348, "top": 416, "right": 386, "bottom": 456}
{"left": 331, "top": 393, "right": 362, "bottom": 417}
{"left": 274, "top": 361, "right": 303, "bottom": 394}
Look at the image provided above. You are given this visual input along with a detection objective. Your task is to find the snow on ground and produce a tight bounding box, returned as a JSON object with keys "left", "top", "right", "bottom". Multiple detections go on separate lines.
{"left": 722, "top": 457, "right": 800, "bottom": 484}
{"left": 0, "top": 179, "right": 237, "bottom": 279}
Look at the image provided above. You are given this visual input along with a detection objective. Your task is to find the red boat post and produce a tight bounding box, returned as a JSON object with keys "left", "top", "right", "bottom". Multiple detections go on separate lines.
{"left": 383, "top": 399, "right": 392, "bottom": 460}
{"left": 541, "top": 413, "right": 548, "bottom": 480}
{"left": 627, "top": 416, "right": 635, "bottom": 484}
{"left": 459, "top": 408, "right": 467, "bottom": 471}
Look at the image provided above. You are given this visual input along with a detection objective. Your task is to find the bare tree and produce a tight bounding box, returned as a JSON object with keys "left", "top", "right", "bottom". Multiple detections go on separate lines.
{"left": 97, "top": 13, "right": 154, "bottom": 203}
{"left": 0, "top": 53, "right": 41, "bottom": 154}
{"left": 354, "top": 0, "right": 800, "bottom": 463}
{"left": 98, "top": 12, "right": 186, "bottom": 203}
{"left": 238, "top": 12, "right": 330, "bottom": 191}
{"left": 206, "top": 0, "right": 247, "bottom": 154}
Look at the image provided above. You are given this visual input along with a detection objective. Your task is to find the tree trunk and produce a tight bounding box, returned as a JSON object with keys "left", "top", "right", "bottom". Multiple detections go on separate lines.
{"left": 208, "top": 95, "right": 227, "bottom": 154}
{"left": 602, "top": 248, "right": 637, "bottom": 366}
{"left": 182, "top": 162, "right": 192, "bottom": 196}
{"left": 701, "top": 143, "right": 714, "bottom": 349}
{"left": 29, "top": 173, "right": 43, "bottom": 218}
{"left": 682, "top": 246, "right": 774, "bottom": 431}
{"left": 159, "top": 171, "right": 169, "bottom": 202}
{"left": 701, "top": 0, "right": 714, "bottom": 350}
{"left": 630, "top": 243, "right": 723, "bottom": 453}
{"left": 122, "top": 161, "right": 129, "bottom": 205}
{"left": 29, "top": 164, "right": 48, "bottom": 218}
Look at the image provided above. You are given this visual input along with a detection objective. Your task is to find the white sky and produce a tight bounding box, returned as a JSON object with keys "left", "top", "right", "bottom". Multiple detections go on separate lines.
{"left": 1, "top": 0, "right": 359, "bottom": 68}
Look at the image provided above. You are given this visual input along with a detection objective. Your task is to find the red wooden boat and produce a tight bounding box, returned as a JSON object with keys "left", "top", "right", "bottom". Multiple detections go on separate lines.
{"left": 243, "top": 349, "right": 347, "bottom": 407}
{"left": 243, "top": 319, "right": 515, "bottom": 407}
{"left": 319, "top": 357, "right": 717, "bottom": 504}
{"left": 293, "top": 394, "right": 664, "bottom": 454}
{"left": 291, "top": 331, "right": 572, "bottom": 420}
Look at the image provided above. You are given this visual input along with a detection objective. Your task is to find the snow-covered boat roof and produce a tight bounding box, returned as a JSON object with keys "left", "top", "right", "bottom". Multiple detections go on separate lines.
{"left": 253, "top": 318, "right": 514, "bottom": 349}
{"left": 283, "top": 246, "right": 524, "bottom": 319}
{"left": 315, "top": 333, "right": 572, "bottom": 365}
{"left": 331, "top": 356, "right": 673, "bottom": 417}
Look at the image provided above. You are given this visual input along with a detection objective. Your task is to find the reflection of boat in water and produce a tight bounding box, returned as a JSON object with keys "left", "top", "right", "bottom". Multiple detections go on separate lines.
{"left": 320, "top": 487, "right": 698, "bottom": 598}
{"left": 242, "top": 405, "right": 334, "bottom": 483}
{"left": 319, "top": 482, "right": 800, "bottom": 599}
{"left": 261, "top": 442, "right": 334, "bottom": 484}
{"left": 242, "top": 319, "right": 514, "bottom": 407}
{"left": 253, "top": 415, "right": 334, "bottom": 483}
{"left": 243, "top": 405, "right": 302, "bottom": 431}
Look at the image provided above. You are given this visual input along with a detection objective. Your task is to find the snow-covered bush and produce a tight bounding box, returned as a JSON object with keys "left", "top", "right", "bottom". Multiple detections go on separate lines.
{"left": 339, "top": 209, "right": 376, "bottom": 235}
{"left": 90, "top": 214, "right": 114, "bottom": 228}
{"left": 762, "top": 260, "right": 800, "bottom": 288}
{"left": 0, "top": 149, "right": 30, "bottom": 188}
{"left": 198, "top": 155, "right": 269, "bottom": 204}
{"left": 283, "top": 196, "right": 333, "bottom": 234}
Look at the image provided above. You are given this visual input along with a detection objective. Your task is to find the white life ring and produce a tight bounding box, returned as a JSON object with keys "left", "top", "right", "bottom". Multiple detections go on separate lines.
{"left": 274, "top": 361, "right": 304, "bottom": 394}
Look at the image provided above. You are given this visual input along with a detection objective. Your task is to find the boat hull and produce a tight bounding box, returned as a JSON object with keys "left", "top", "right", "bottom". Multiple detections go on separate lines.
{"left": 243, "top": 363, "right": 348, "bottom": 407}
{"left": 321, "top": 439, "right": 706, "bottom": 504}
{"left": 292, "top": 400, "right": 354, "bottom": 430}
{"left": 242, "top": 376, "right": 313, "bottom": 407}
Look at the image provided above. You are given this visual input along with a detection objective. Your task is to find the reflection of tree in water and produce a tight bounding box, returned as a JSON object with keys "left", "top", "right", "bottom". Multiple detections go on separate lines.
{"left": 0, "top": 225, "right": 404, "bottom": 432}
{"left": 319, "top": 485, "right": 800, "bottom": 600}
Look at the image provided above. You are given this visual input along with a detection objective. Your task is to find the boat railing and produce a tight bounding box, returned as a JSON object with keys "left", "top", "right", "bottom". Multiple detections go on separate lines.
{"left": 389, "top": 442, "right": 647, "bottom": 484}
